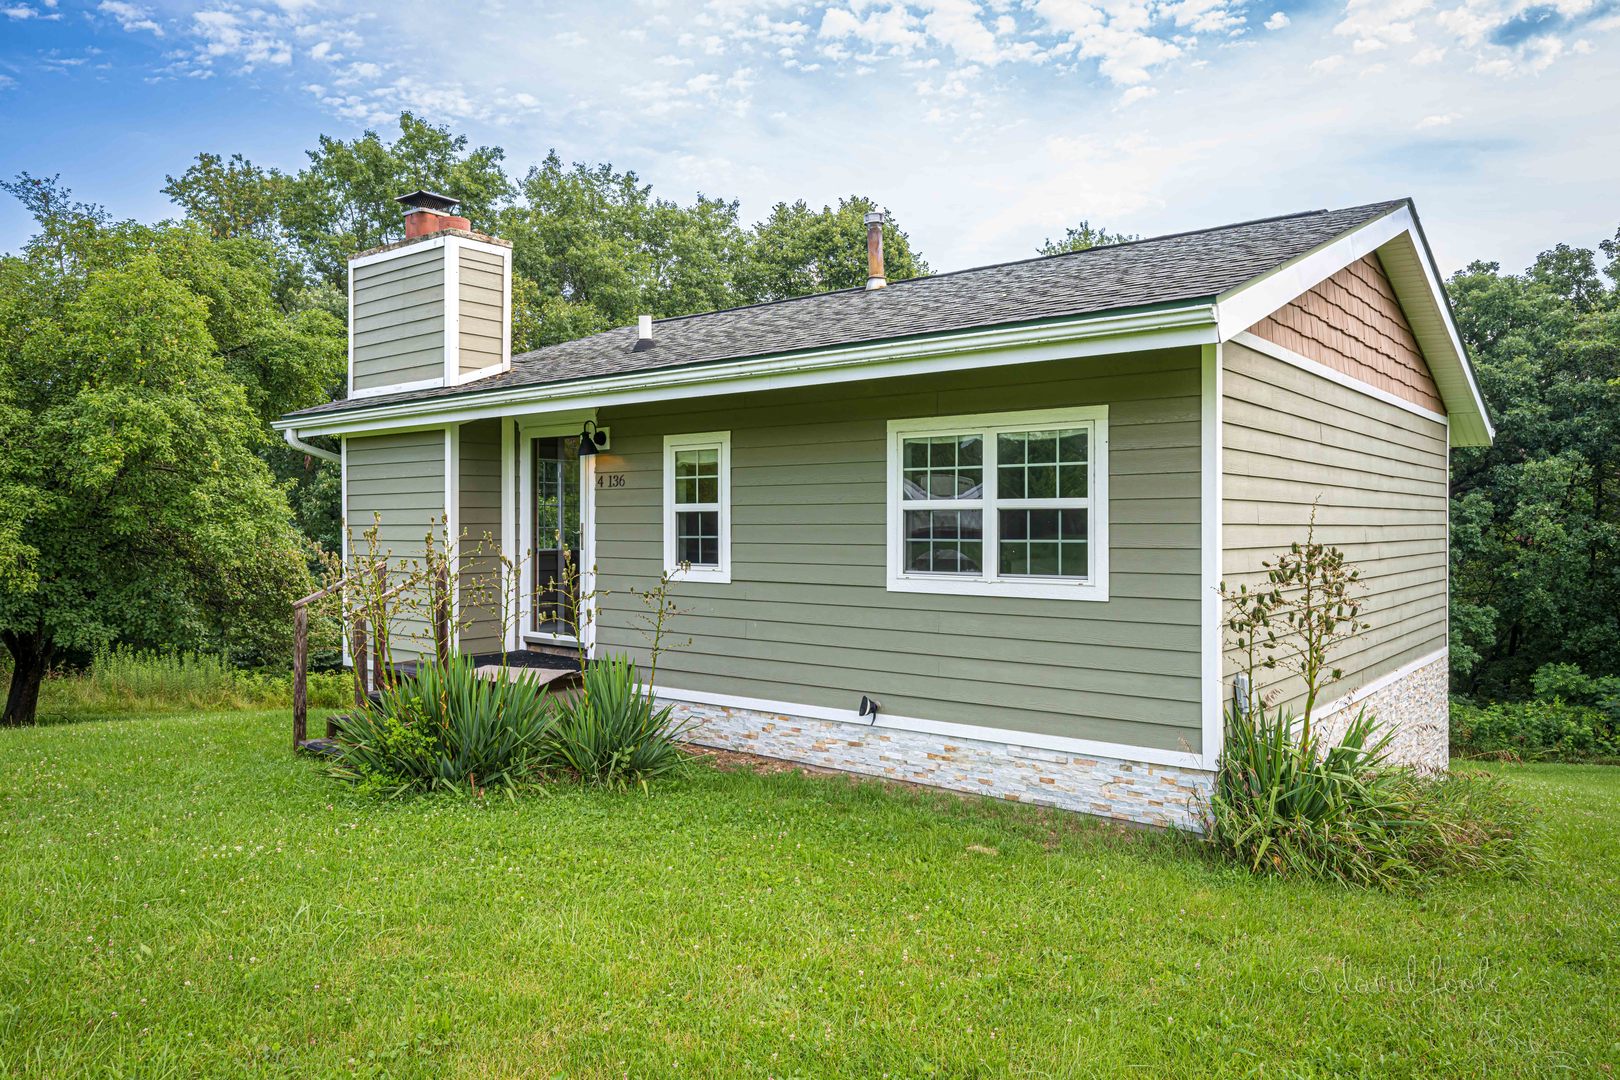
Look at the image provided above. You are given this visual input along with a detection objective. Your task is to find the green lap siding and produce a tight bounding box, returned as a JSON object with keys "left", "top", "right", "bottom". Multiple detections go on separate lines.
{"left": 1221, "top": 340, "right": 1449, "bottom": 708}
{"left": 352, "top": 247, "right": 444, "bottom": 390}
{"left": 594, "top": 347, "right": 1206, "bottom": 755}
{"left": 345, "top": 429, "right": 447, "bottom": 661}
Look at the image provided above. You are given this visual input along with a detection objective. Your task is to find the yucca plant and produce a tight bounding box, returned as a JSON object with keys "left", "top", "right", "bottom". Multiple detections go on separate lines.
{"left": 331, "top": 654, "right": 555, "bottom": 794}
{"left": 1211, "top": 701, "right": 1531, "bottom": 888}
{"left": 546, "top": 655, "right": 694, "bottom": 790}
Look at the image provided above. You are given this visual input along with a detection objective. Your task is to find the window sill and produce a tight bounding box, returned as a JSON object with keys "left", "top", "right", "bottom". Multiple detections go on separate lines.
{"left": 886, "top": 574, "right": 1109, "bottom": 602}
{"left": 667, "top": 566, "right": 732, "bottom": 585}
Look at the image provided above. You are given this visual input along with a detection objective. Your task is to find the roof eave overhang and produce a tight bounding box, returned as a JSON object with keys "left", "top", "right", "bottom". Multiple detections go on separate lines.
{"left": 1212, "top": 201, "right": 1494, "bottom": 447}
{"left": 276, "top": 302, "right": 1218, "bottom": 439}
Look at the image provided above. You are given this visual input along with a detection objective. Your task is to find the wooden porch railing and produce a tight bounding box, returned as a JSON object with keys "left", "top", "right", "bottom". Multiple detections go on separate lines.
{"left": 291, "top": 563, "right": 453, "bottom": 750}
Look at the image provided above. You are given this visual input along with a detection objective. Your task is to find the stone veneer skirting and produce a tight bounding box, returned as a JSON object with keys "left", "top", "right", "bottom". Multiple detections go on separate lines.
{"left": 670, "top": 699, "right": 1214, "bottom": 832}
{"left": 1314, "top": 651, "right": 1450, "bottom": 773}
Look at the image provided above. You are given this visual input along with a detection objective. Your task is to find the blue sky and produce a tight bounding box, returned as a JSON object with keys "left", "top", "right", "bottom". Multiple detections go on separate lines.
{"left": 1, "top": 0, "right": 1616, "bottom": 276}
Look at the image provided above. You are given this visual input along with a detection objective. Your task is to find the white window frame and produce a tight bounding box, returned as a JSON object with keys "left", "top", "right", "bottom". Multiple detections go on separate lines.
{"left": 663, "top": 430, "right": 732, "bottom": 584}
{"left": 886, "top": 406, "right": 1109, "bottom": 601}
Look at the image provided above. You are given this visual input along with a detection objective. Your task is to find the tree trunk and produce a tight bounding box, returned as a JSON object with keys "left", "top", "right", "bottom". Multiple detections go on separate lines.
{"left": 2, "top": 631, "right": 54, "bottom": 727}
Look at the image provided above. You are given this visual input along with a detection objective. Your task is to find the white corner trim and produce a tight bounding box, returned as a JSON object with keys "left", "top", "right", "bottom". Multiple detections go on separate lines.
{"left": 883, "top": 406, "right": 1109, "bottom": 602}
{"left": 648, "top": 684, "right": 1210, "bottom": 772}
{"left": 1230, "top": 331, "right": 1449, "bottom": 428}
{"left": 1313, "top": 648, "right": 1448, "bottom": 722}
{"left": 500, "top": 418, "right": 518, "bottom": 652}
{"left": 278, "top": 303, "right": 1217, "bottom": 437}
{"left": 1199, "top": 342, "right": 1223, "bottom": 772}
{"left": 663, "top": 430, "right": 732, "bottom": 584}
{"left": 443, "top": 235, "right": 463, "bottom": 385}
{"left": 445, "top": 424, "right": 460, "bottom": 649}
{"left": 348, "top": 376, "right": 446, "bottom": 400}
{"left": 339, "top": 436, "right": 351, "bottom": 668}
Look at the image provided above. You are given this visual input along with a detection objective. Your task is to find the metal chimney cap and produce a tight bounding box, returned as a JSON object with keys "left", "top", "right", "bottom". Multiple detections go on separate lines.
{"left": 395, "top": 190, "right": 461, "bottom": 213}
{"left": 863, "top": 210, "right": 885, "bottom": 226}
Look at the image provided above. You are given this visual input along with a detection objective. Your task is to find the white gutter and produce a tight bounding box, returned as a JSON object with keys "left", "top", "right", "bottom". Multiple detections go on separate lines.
{"left": 275, "top": 302, "right": 1218, "bottom": 438}
{"left": 283, "top": 428, "right": 341, "bottom": 463}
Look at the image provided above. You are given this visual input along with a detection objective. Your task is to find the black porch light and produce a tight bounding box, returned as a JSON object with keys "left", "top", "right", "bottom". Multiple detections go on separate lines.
{"left": 578, "top": 420, "right": 608, "bottom": 458}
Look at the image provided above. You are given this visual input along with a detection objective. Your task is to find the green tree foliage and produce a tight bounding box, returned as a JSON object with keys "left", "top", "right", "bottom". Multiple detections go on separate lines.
{"left": 744, "top": 195, "right": 929, "bottom": 301}
{"left": 0, "top": 176, "right": 327, "bottom": 725}
{"left": 497, "top": 153, "right": 752, "bottom": 349}
{"left": 1037, "top": 220, "right": 1139, "bottom": 255}
{"left": 1447, "top": 227, "right": 1620, "bottom": 696}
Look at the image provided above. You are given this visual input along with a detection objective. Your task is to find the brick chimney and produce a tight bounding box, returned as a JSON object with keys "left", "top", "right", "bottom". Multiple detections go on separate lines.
{"left": 398, "top": 189, "right": 471, "bottom": 239}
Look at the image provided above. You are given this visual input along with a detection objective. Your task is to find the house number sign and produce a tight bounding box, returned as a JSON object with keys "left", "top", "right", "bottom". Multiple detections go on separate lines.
{"left": 596, "top": 473, "right": 627, "bottom": 490}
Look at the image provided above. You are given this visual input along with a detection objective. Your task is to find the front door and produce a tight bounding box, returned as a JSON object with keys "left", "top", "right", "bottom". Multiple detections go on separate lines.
{"left": 531, "top": 435, "right": 582, "bottom": 637}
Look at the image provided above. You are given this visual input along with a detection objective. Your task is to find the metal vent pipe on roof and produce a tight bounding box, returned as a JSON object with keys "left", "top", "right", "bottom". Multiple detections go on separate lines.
{"left": 865, "top": 210, "right": 886, "bottom": 291}
{"left": 633, "top": 314, "right": 655, "bottom": 352}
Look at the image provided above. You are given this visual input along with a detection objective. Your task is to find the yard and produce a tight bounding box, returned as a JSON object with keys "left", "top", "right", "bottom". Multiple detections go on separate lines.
{"left": 1, "top": 709, "right": 1615, "bottom": 1078}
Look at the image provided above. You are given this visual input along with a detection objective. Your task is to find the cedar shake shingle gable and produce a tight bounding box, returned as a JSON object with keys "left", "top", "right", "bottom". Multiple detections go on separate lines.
{"left": 287, "top": 199, "right": 1409, "bottom": 421}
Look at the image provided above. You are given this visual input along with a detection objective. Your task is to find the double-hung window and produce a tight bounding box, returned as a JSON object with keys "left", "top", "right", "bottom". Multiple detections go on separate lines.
{"left": 664, "top": 430, "right": 731, "bottom": 583}
{"left": 887, "top": 406, "right": 1108, "bottom": 600}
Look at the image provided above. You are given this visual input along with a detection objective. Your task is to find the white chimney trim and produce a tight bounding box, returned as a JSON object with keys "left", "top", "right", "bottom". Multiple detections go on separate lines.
{"left": 639, "top": 314, "right": 653, "bottom": 340}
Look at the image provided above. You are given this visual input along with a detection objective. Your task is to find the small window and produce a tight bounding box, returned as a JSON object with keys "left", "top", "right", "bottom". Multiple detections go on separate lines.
{"left": 888, "top": 407, "right": 1108, "bottom": 600}
{"left": 664, "top": 431, "right": 731, "bottom": 582}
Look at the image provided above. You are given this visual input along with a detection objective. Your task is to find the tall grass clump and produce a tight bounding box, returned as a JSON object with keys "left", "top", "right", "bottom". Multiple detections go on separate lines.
{"left": 31, "top": 645, "right": 349, "bottom": 717}
{"left": 547, "top": 656, "right": 693, "bottom": 790}
{"left": 331, "top": 654, "right": 555, "bottom": 794}
{"left": 1212, "top": 508, "right": 1532, "bottom": 889}
{"left": 1213, "top": 704, "right": 1531, "bottom": 887}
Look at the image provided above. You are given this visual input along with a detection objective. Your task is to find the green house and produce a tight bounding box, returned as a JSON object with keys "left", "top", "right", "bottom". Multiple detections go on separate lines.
{"left": 276, "top": 193, "right": 1492, "bottom": 830}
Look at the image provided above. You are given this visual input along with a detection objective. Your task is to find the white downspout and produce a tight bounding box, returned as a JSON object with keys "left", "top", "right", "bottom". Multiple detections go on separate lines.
{"left": 284, "top": 428, "right": 341, "bottom": 463}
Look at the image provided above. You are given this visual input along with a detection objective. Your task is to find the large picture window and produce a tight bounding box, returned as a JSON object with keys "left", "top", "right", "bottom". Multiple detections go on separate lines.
{"left": 887, "top": 407, "right": 1108, "bottom": 600}
{"left": 664, "top": 430, "right": 731, "bottom": 583}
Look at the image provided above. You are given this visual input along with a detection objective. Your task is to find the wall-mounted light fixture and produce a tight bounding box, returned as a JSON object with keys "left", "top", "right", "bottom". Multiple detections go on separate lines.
{"left": 858, "top": 695, "right": 882, "bottom": 725}
{"left": 578, "top": 420, "right": 608, "bottom": 459}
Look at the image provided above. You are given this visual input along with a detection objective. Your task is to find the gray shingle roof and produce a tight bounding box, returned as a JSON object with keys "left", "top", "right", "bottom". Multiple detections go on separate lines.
{"left": 287, "top": 199, "right": 1407, "bottom": 421}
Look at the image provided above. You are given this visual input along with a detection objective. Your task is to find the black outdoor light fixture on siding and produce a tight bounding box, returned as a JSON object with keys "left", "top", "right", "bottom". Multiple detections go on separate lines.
{"left": 578, "top": 420, "right": 607, "bottom": 458}
{"left": 858, "top": 695, "right": 882, "bottom": 725}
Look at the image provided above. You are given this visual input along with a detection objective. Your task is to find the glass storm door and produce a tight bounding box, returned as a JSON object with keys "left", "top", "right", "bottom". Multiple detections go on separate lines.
{"left": 532, "top": 436, "right": 582, "bottom": 636}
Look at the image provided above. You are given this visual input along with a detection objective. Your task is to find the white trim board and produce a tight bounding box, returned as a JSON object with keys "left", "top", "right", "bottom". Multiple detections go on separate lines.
{"left": 1229, "top": 332, "right": 1449, "bottom": 430}
{"left": 663, "top": 430, "right": 733, "bottom": 585}
{"left": 883, "top": 406, "right": 1109, "bottom": 602}
{"left": 1199, "top": 342, "right": 1224, "bottom": 776}
{"left": 279, "top": 304, "right": 1218, "bottom": 438}
{"left": 649, "top": 684, "right": 1212, "bottom": 772}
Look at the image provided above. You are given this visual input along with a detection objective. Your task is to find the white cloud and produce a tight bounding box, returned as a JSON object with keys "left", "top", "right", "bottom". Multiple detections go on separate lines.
{"left": 1118, "top": 84, "right": 1157, "bottom": 104}
{"left": 4, "top": 3, "right": 61, "bottom": 20}
{"left": 819, "top": 5, "right": 927, "bottom": 54}
{"left": 1265, "top": 11, "right": 1290, "bottom": 29}
{"left": 1416, "top": 111, "right": 1459, "bottom": 127}
{"left": 98, "top": 1, "right": 161, "bottom": 35}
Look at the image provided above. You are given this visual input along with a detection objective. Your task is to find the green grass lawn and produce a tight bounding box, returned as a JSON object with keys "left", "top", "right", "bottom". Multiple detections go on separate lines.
{"left": 1, "top": 710, "right": 1615, "bottom": 1078}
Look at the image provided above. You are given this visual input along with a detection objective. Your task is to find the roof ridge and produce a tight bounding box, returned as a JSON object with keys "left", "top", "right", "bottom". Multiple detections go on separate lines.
{"left": 511, "top": 199, "right": 1408, "bottom": 363}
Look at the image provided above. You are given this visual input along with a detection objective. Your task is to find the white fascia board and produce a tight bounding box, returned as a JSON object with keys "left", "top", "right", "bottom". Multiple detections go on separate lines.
{"left": 276, "top": 303, "right": 1217, "bottom": 438}
{"left": 1213, "top": 203, "right": 1493, "bottom": 447}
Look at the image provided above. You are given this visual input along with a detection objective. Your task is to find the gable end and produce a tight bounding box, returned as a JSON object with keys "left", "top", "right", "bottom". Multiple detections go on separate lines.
{"left": 1246, "top": 254, "right": 1444, "bottom": 415}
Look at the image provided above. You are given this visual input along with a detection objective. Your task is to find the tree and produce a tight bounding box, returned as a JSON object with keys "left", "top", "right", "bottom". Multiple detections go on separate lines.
{"left": 281, "top": 113, "right": 513, "bottom": 291}
{"left": 1037, "top": 220, "right": 1139, "bottom": 255}
{"left": 498, "top": 153, "right": 753, "bottom": 350}
{"left": 1447, "top": 235, "right": 1620, "bottom": 696}
{"left": 744, "top": 196, "right": 928, "bottom": 301}
{"left": 162, "top": 152, "right": 288, "bottom": 245}
{"left": 0, "top": 176, "right": 320, "bottom": 725}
